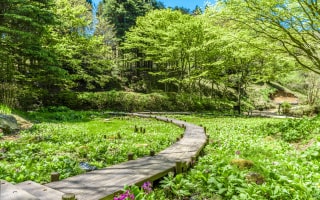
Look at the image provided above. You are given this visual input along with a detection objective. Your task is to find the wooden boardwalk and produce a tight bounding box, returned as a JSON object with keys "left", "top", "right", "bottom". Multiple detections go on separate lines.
{"left": 2, "top": 114, "right": 207, "bottom": 200}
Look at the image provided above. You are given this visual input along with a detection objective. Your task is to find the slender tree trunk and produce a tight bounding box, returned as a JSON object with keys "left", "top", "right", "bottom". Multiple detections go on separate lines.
{"left": 211, "top": 80, "right": 214, "bottom": 99}
{"left": 237, "top": 80, "right": 241, "bottom": 115}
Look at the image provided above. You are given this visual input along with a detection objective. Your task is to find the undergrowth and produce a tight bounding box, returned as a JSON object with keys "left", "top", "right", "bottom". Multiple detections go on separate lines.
{"left": 152, "top": 116, "right": 320, "bottom": 200}
{"left": 0, "top": 110, "right": 182, "bottom": 183}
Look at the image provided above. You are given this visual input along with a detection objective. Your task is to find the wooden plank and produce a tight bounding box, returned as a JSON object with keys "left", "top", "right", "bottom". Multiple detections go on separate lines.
{"left": 0, "top": 180, "right": 39, "bottom": 200}
{"left": 16, "top": 181, "right": 64, "bottom": 200}
{"left": 46, "top": 157, "right": 176, "bottom": 200}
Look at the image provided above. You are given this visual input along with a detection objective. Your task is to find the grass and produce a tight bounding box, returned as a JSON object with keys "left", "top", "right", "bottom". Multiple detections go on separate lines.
{"left": 153, "top": 115, "right": 320, "bottom": 200}
{"left": 0, "top": 111, "right": 183, "bottom": 183}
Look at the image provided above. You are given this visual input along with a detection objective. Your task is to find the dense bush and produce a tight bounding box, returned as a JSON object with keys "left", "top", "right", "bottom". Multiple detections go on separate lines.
{"left": 0, "top": 104, "right": 11, "bottom": 114}
{"left": 15, "top": 88, "right": 234, "bottom": 112}
{"left": 73, "top": 91, "right": 233, "bottom": 112}
{"left": 288, "top": 105, "right": 320, "bottom": 117}
{"left": 281, "top": 102, "right": 292, "bottom": 115}
{"left": 25, "top": 107, "right": 99, "bottom": 122}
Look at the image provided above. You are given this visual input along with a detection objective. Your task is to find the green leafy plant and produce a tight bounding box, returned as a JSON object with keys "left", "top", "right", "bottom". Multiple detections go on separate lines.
{"left": 0, "top": 112, "right": 182, "bottom": 183}
{"left": 115, "top": 182, "right": 154, "bottom": 200}
{"left": 160, "top": 172, "right": 193, "bottom": 199}
{"left": 281, "top": 102, "right": 292, "bottom": 115}
{"left": 0, "top": 104, "right": 11, "bottom": 114}
{"left": 301, "top": 142, "right": 320, "bottom": 160}
{"left": 262, "top": 117, "right": 320, "bottom": 142}
{"left": 155, "top": 115, "right": 320, "bottom": 199}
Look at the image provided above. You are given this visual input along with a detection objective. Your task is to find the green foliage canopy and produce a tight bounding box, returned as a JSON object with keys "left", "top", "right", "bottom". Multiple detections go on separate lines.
{"left": 218, "top": 0, "right": 320, "bottom": 74}
{"left": 100, "top": 0, "right": 159, "bottom": 40}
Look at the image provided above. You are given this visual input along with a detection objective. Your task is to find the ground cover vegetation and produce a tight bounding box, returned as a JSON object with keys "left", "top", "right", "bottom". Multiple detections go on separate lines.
{"left": 0, "top": 109, "right": 183, "bottom": 183}
{"left": 128, "top": 115, "right": 319, "bottom": 200}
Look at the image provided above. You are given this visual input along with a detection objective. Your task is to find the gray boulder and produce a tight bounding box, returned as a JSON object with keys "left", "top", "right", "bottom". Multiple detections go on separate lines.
{"left": 0, "top": 114, "right": 19, "bottom": 134}
{"left": 12, "top": 114, "right": 33, "bottom": 130}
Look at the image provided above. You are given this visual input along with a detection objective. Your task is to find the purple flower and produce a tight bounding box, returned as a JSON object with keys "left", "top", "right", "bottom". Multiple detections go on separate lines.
{"left": 142, "top": 181, "right": 152, "bottom": 194}
{"left": 114, "top": 190, "right": 134, "bottom": 200}
{"left": 235, "top": 150, "right": 241, "bottom": 155}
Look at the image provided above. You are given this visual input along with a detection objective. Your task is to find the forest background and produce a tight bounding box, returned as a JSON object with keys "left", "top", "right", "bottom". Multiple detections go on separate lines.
{"left": 1, "top": 0, "right": 320, "bottom": 115}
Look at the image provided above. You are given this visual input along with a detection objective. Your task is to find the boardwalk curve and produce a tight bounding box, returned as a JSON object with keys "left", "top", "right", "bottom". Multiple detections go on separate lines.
{"left": 1, "top": 113, "right": 207, "bottom": 200}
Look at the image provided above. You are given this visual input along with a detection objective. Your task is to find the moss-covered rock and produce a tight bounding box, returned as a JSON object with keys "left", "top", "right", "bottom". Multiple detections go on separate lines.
{"left": 0, "top": 114, "right": 19, "bottom": 134}
{"left": 246, "top": 172, "right": 265, "bottom": 185}
{"left": 230, "top": 158, "right": 254, "bottom": 169}
{"left": 12, "top": 114, "right": 33, "bottom": 130}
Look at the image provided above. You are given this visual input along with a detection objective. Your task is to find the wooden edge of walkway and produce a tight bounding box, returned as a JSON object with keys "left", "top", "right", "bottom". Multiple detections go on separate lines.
{"left": 131, "top": 113, "right": 208, "bottom": 170}
{"left": 102, "top": 165, "right": 176, "bottom": 200}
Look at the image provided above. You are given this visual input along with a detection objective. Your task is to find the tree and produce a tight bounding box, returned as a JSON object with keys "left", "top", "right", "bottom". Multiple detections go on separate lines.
{"left": 218, "top": 0, "right": 320, "bottom": 74}
{"left": 121, "top": 4, "right": 296, "bottom": 112}
{"left": 123, "top": 9, "right": 209, "bottom": 93}
{"left": 122, "top": 9, "right": 182, "bottom": 91}
{"left": 192, "top": 5, "right": 202, "bottom": 15}
{"left": 171, "top": 6, "right": 191, "bottom": 14}
{"left": 0, "top": 0, "right": 55, "bottom": 107}
{"left": 50, "top": 0, "right": 115, "bottom": 93}
{"left": 304, "top": 72, "right": 320, "bottom": 106}
{"left": 151, "top": 0, "right": 165, "bottom": 9}
{"left": 95, "top": 5, "right": 117, "bottom": 47}
{"left": 100, "top": 0, "right": 156, "bottom": 40}
{"left": 200, "top": 6, "right": 295, "bottom": 113}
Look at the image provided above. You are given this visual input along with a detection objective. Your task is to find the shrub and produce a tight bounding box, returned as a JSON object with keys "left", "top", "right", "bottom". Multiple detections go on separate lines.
{"left": 289, "top": 105, "right": 314, "bottom": 117}
{"left": 0, "top": 104, "right": 11, "bottom": 114}
{"left": 284, "top": 105, "right": 319, "bottom": 117}
{"left": 30, "top": 91, "right": 232, "bottom": 112}
{"left": 75, "top": 91, "right": 224, "bottom": 112}
{"left": 281, "top": 102, "right": 292, "bottom": 115}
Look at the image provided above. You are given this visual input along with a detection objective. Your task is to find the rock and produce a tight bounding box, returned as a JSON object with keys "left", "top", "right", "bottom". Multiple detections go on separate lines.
{"left": 0, "top": 114, "right": 33, "bottom": 135}
{"left": 246, "top": 172, "right": 265, "bottom": 185}
{"left": 79, "top": 162, "right": 97, "bottom": 172}
{"left": 264, "top": 136, "right": 275, "bottom": 141}
{"left": 0, "top": 114, "right": 19, "bottom": 134}
{"left": 11, "top": 114, "right": 33, "bottom": 130}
